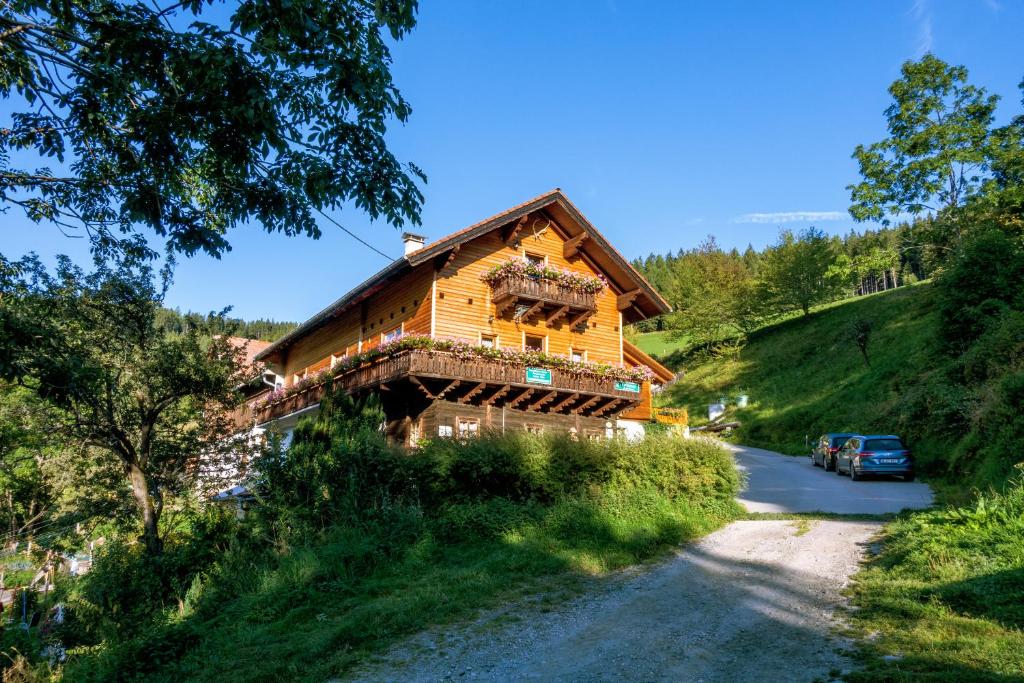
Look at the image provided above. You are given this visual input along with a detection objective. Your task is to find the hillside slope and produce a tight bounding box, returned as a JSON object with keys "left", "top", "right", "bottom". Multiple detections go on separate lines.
{"left": 657, "top": 283, "right": 986, "bottom": 487}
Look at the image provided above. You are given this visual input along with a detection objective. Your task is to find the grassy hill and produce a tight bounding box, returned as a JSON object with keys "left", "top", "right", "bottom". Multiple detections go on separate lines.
{"left": 645, "top": 282, "right": 1019, "bottom": 496}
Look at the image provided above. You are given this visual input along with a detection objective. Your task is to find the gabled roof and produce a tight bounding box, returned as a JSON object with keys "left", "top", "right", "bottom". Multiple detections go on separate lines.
{"left": 257, "top": 189, "right": 671, "bottom": 362}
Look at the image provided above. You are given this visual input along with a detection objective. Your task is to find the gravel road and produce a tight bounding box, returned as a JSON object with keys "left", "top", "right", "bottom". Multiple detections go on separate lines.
{"left": 345, "top": 444, "right": 934, "bottom": 683}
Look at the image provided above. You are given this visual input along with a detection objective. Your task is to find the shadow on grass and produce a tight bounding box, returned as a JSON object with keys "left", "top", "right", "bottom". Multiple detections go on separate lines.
{"left": 61, "top": 494, "right": 732, "bottom": 683}
{"left": 925, "top": 567, "right": 1024, "bottom": 631}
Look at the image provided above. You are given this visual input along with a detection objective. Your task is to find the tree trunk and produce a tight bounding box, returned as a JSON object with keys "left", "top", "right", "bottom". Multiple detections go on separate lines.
{"left": 128, "top": 461, "right": 162, "bottom": 556}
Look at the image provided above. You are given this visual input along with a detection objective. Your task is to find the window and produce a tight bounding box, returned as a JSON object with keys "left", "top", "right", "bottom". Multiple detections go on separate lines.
{"left": 525, "top": 423, "right": 543, "bottom": 434}
{"left": 330, "top": 352, "right": 348, "bottom": 368}
{"left": 480, "top": 334, "right": 498, "bottom": 349}
{"left": 524, "top": 334, "right": 545, "bottom": 352}
{"left": 525, "top": 252, "right": 545, "bottom": 266}
{"left": 863, "top": 438, "right": 905, "bottom": 451}
{"left": 457, "top": 418, "right": 479, "bottom": 439}
{"left": 570, "top": 348, "right": 586, "bottom": 363}
{"left": 586, "top": 431, "right": 604, "bottom": 442}
{"left": 382, "top": 325, "right": 402, "bottom": 343}
{"left": 438, "top": 425, "right": 453, "bottom": 438}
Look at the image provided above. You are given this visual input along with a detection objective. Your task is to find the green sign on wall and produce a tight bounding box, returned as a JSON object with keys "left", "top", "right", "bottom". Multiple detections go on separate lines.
{"left": 526, "top": 367, "right": 552, "bottom": 385}
{"left": 615, "top": 380, "right": 641, "bottom": 393}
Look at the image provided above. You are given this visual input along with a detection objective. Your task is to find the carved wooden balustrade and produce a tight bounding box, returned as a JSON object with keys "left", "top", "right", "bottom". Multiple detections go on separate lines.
{"left": 255, "top": 349, "right": 641, "bottom": 424}
{"left": 489, "top": 275, "right": 597, "bottom": 326}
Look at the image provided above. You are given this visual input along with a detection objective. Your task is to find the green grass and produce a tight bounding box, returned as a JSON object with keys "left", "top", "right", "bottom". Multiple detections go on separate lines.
{"left": 61, "top": 435, "right": 741, "bottom": 682}
{"left": 844, "top": 482, "right": 1024, "bottom": 682}
{"left": 631, "top": 330, "right": 685, "bottom": 357}
{"left": 65, "top": 496, "right": 737, "bottom": 683}
{"left": 662, "top": 283, "right": 937, "bottom": 450}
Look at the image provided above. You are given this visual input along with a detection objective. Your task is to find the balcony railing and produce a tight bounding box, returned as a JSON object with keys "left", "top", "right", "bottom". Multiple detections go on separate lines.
{"left": 256, "top": 349, "right": 641, "bottom": 424}
{"left": 490, "top": 275, "right": 596, "bottom": 320}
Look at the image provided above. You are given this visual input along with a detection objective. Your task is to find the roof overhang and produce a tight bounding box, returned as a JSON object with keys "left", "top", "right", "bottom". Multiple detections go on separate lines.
{"left": 256, "top": 189, "right": 672, "bottom": 363}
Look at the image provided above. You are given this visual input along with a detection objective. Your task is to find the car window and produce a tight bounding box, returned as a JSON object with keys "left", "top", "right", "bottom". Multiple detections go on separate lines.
{"left": 831, "top": 436, "right": 851, "bottom": 448}
{"left": 864, "top": 438, "right": 905, "bottom": 451}
{"left": 845, "top": 439, "right": 859, "bottom": 450}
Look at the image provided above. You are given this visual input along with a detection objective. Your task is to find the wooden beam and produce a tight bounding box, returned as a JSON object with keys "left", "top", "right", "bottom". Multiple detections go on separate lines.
{"left": 563, "top": 232, "right": 589, "bottom": 259}
{"left": 596, "top": 398, "right": 622, "bottom": 417}
{"left": 551, "top": 392, "right": 579, "bottom": 413}
{"left": 574, "top": 395, "right": 602, "bottom": 415}
{"left": 459, "top": 382, "right": 488, "bottom": 404}
{"left": 483, "top": 384, "right": 511, "bottom": 406}
{"left": 409, "top": 376, "right": 436, "bottom": 399}
{"left": 436, "top": 379, "right": 461, "bottom": 399}
{"left": 495, "top": 295, "right": 518, "bottom": 317}
{"left": 617, "top": 288, "right": 642, "bottom": 311}
{"left": 509, "top": 387, "right": 534, "bottom": 409}
{"left": 545, "top": 305, "right": 569, "bottom": 327}
{"left": 529, "top": 390, "right": 558, "bottom": 411}
{"left": 567, "top": 309, "right": 593, "bottom": 330}
{"left": 434, "top": 244, "right": 461, "bottom": 272}
{"left": 504, "top": 215, "right": 529, "bottom": 246}
{"left": 517, "top": 299, "right": 544, "bottom": 323}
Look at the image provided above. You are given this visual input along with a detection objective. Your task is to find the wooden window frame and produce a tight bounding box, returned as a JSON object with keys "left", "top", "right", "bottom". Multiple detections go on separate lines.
{"left": 523, "top": 250, "right": 547, "bottom": 267}
{"left": 479, "top": 333, "right": 499, "bottom": 349}
{"left": 569, "top": 347, "right": 587, "bottom": 363}
{"left": 437, "top": 424, "right": 453, "bottom": 439}
{"left": 524, "top": 423, "right": 544, "bottom": 435}
{"left": 523, "top": 332, "right": 547, "bottom": 353}
{"left": 456, "top": 417, "right": 480, "bottom": 440}
{"left": 381, "top": 323, "right": 404, "bottom": 344}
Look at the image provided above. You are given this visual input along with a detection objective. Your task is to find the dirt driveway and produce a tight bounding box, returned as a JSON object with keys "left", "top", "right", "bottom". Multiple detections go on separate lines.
{"left": 346, "top": 444, "right": 934, "bottom": 682}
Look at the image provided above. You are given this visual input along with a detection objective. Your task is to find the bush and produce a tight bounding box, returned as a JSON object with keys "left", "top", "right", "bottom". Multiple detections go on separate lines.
{"left": 61, "top": 394, "right": 740, "bottom": 682}
{"left": 937, "top": 229, "right": 1024, "bottom": 352}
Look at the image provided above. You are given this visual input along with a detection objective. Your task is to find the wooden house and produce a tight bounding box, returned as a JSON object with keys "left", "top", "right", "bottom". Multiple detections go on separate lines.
{"left": 246, "top": 189, "right": 674, "bottom": 445}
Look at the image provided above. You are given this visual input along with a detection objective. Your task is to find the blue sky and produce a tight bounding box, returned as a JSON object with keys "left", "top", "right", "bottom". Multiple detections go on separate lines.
{"left": 2, "top": 0, "right": 1023, "bottom": 322}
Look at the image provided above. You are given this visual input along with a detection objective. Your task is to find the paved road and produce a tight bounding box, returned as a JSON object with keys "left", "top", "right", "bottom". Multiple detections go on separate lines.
{"left": 346, "top": 443, "right": 935, "bottom": 683}
{"left": 731, "top": 443, "right": 934, "bottom": 514}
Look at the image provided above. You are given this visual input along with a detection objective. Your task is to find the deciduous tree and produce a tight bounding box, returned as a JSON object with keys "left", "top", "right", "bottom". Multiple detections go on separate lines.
{"left": 0, "top": 0, "right": 424, "bottom": 257}
{"left": 848, "top": 54, "right": 998, "bottom": 225}
{"left": 0, "top": 253, "right": 250, "bottom": 555}
{"left": 758, "top": 227, "right": 844, "bottom": 318}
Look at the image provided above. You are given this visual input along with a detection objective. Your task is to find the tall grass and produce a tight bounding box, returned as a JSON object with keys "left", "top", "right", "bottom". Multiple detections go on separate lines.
{"left": 57, "top": 423, "right": 740, "bottom": 683}
{"left": 846, "top": 478, "right": 1024, "bottom": 681}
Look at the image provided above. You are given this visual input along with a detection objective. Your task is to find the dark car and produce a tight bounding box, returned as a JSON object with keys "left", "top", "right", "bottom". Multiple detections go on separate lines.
{"left": 836, "top": 435, "right": 915, "bottom": 481}
{"left": 810, "top": 433, "right": 857, "bottom": 471}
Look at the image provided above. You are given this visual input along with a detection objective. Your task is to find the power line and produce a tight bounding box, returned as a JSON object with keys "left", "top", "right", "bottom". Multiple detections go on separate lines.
{"left": 312, "top": 207, "right": 396, "bottom": 261}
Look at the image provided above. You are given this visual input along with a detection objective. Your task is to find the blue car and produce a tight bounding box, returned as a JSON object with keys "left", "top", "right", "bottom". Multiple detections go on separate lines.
{"left": 836, "top": 434, "right": 915, "bottom": 482}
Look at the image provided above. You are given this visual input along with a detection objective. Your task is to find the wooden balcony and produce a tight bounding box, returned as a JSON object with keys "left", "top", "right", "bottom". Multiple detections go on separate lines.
{"left": 256, "top": 349, "right": 642, "bottom": 424}
{"left": 489, "top": 275, "right": 597, "bottom": 327}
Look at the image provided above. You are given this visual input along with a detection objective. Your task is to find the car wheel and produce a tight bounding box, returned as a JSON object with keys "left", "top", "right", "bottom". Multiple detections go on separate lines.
{"left": 851, "top": 466, "right": 863, "bottom": 481}
{"left": 904, "top": 473, "right": 916, "bottom": 482}
{"left": 824, "top": 456, "right": 834, "bottom": 472}
{"left": 835, "top": 460, "right": 845, "bottom": 475}
{"left": 812, "top": 456, "right": 820, "bottom": 467}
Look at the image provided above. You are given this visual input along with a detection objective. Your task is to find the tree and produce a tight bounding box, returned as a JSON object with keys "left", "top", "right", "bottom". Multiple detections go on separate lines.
{"left": 758, "top": 227, "right": 844, "bottom": 318}
{"left": 849, "top": 319, "right": 873, "bottom": 368}
{"left": 0, "top": 385, "right": 54, "bottom": 542}
{"left": 985, "top": 80, "right": 1024, "bottom": 225}
{"left": 659, "top": 237, "right": 762, "bottom": 352}
{"left": 0, "top": 0, "right": 424, "bottom": 258}
{"left": 0, "top": 254, "right": 250, "bottom": 555}
{"left": 848, "top": 54, "right": 999, "bottom": 225}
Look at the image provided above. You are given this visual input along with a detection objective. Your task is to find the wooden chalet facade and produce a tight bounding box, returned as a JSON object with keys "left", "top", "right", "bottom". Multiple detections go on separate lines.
{"left": 245, "top": 190, "right": 674, "bottom": 445}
